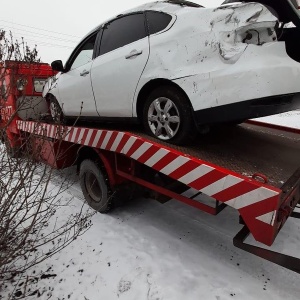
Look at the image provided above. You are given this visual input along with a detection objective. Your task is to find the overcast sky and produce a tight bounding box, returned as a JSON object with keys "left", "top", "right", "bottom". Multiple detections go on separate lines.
{"left": 1, "top": 0, "right": 223, "bottom": 64}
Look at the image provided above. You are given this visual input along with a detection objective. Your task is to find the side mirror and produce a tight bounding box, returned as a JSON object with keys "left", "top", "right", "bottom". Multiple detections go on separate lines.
{"left": 51, "top": 60, "right": 64, "bottom": 72}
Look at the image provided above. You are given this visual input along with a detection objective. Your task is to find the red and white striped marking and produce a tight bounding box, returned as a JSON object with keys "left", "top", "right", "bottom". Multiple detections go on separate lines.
{"left": 17, "top": 121, "right": 281, "bottom": 225}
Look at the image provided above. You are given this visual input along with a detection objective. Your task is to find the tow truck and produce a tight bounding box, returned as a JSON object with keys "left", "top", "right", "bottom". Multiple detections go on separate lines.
{"left": 1, "top": 60, "right": 300, "bottom": 274}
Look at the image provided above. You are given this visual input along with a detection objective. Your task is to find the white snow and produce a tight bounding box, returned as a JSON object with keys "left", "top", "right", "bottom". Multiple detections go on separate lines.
{"left": 3, "top": 179, "right": 300, "bottom": 300}
{"left": 254, "top": 110, "right": 300, "bottom": 129}
{"left": 2, "top": 111, "right": 300, "bottom": 300}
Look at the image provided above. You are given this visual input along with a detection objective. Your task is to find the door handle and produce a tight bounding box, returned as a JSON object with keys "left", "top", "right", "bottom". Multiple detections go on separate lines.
{"left": 80, "top": 70, "right": 90, "bottom": 76}
{"left": 125, "top": 50, "right": 143, "bottom": 59}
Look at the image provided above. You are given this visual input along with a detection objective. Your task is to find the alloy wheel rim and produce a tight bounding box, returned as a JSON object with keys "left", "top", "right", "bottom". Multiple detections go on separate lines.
{"left": 148, "top": 97, "right": 180, "bottom": 140}
{"left": 50, "top": 102, "right": 60, "bottom": 123}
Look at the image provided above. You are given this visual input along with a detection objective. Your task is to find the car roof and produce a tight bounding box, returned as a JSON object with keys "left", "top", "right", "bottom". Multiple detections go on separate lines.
{"left": 123, "top": 0, "right": 203, "bottom": 15}
{"left": 81, "top": 1, "right": 204, "bottom": 41}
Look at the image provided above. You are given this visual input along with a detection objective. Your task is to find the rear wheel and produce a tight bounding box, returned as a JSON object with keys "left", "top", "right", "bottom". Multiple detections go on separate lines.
{"left": 79, "top": 159, "right": 113, "bottom": 213}
{"left": 143, "top": 86, "right": 195, "bottom": 145}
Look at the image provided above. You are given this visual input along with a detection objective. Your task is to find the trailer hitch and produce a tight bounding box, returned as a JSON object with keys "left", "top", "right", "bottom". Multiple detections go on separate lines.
{"left": 233, "top": 225, "right": 300, "bottom": 274}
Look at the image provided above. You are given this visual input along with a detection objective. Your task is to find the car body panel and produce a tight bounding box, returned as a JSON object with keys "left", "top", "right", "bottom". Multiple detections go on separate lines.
{"left": 91, "top": 36, "right": 150, "bottom": 117}
{"left": 56, "top": 61, "right": 96, "bottom": 116}
{"left": 173, "top": 42, "right": 300, "bottom": 113}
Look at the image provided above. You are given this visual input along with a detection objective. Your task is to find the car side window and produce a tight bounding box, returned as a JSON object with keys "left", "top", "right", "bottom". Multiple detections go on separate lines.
{"left": 70, "top": 34, "right": 97, "bottom": 70}
{"left": 100, "top": 14, "right": 147, "bottom": 56}
{"left": 146, "top": 11, "right": 172, "bottom": 35}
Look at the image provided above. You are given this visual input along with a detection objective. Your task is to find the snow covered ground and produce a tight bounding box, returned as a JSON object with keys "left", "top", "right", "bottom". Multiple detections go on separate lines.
{"left": 255, "top": 110, "right": 300, "bottom": 129}
{"left": 2, "top": 179, "right": 300, "bottom": 300}
{"left": 1, "top": 111, "right": 300, "bottom": 300}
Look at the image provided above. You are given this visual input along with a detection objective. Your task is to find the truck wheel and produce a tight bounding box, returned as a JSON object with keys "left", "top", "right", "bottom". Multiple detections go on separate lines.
{"left": 5, "top": 142, "right": 21, "bottom": 158}
{"left": 48, "top": 95, "right": 64, "bottom": 124}
{"left": 79, "top": 159, "right": 113, "bottom": 213}
{"left": 143, "top": 86, "right": 195, "bottom": 145}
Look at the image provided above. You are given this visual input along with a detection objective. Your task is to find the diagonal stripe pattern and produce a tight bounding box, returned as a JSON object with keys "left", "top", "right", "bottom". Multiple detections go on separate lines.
{"left": 16, "top": 121, "right": 281, "bottom": 215}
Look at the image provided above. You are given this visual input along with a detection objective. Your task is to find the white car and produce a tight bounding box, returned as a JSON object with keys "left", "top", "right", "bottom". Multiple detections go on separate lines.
{"left": 43, "top": 0, "right": 300, "bottom": 145}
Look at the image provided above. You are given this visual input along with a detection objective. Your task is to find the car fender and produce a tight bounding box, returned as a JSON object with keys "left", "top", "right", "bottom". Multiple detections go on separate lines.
{"left": 42, "top": 73, "right": 61, "bottom": 101}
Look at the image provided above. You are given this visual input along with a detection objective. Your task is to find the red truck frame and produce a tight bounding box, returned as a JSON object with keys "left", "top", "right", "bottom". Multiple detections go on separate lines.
{"left": 1, "top": 61, "right": 300, "bottom": 273}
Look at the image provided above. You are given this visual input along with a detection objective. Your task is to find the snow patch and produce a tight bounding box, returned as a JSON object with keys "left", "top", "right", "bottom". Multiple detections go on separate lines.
{"left": 255, "top": 110, "right": 300, "bottom": 129}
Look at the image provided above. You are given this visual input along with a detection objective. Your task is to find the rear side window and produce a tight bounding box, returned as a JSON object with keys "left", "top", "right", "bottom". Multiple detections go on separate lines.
{"left": 146, "top": 11, "right": 172, "bottom": 35}
{"left": 100, "top": 14, "right": 147, "bottom": 56}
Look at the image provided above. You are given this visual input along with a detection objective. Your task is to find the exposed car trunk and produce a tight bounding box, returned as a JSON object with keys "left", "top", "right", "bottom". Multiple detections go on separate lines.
{"left": 214, "top": 3, "right": 278, "bottom": 63}
{"left": 226, "top": 0, "right": 300, "bottom": 62}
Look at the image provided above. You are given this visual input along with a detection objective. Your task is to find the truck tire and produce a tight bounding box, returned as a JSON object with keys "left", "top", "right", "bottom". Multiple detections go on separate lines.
{"left": 143, "top": 86, "right": 195, "bottom": 145}
{"left": 79, "top": 159, "right": 113, "bottom": 213}
{"left": 5, "top": 140, "right": 21, "bottom": 158}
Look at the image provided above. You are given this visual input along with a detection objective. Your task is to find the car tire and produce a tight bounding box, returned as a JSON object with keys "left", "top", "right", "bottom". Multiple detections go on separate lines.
{"left": 79, "top": 159, "right": 113, "bottom": 213}
{"left": 143, "top": 86, "right": 195, "bottom": 145}
{"left": 48, "top": 95, "right": 64, "bottom": 124}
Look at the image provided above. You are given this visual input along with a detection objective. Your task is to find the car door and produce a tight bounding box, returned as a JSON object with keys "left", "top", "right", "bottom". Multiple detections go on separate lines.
{"left": 90, "top": 13, "right": 150, "bottom": 117}
{"left": 56, "top": 33, "right": 98, "bottom": 117}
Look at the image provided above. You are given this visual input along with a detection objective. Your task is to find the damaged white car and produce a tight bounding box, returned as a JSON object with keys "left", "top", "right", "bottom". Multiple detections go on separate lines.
{"left": 44, "top": 0, "right": 300, "bottom": 145}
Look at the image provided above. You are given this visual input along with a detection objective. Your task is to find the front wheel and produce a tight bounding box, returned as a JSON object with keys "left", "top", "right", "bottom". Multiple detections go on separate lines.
{"left": 143, "top": 86, "right": 195, "bottom": 145}
{"left": 48, "top": 95, "right": 64, "bottom": 124}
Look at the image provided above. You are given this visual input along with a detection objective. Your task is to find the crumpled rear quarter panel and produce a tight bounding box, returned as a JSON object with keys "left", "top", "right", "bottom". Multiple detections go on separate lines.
{"left": 135, "top": 2, "right": 300, "bottom": 114}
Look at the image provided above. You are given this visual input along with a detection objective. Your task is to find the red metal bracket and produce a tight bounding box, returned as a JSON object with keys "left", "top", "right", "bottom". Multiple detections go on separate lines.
{"left": 252, "top": 173, "right": 268, "bottom": 184}
{"left": 234, "top": 226, "right": 300, "bottom": 274}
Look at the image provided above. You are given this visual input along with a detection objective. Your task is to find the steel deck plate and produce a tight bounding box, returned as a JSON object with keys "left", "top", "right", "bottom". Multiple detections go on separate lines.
{"left": 71, "top": 121, "right": 299, "bottom": 188}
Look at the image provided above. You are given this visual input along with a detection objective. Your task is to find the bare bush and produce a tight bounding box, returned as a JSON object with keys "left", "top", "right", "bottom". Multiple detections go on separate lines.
{"left": 0, "top": 30, "right": 94, "bottom": 298}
